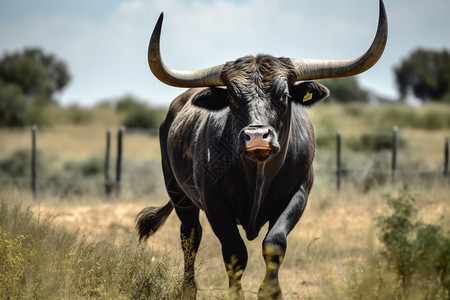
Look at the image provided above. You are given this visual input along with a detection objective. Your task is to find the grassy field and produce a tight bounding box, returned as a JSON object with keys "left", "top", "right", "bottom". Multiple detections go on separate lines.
{"left": 0, "top": 103, "right": 449, "bottom": 299}
{"left": 1, "top": 184, "right": 448, "bottom": 299}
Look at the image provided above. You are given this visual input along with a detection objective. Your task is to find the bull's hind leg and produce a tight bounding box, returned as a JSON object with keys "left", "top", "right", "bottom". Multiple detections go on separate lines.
{"left": 174, "top": 204, "right": 202, "bottom": 299}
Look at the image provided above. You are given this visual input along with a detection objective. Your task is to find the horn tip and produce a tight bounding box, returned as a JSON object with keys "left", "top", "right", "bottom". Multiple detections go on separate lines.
{"left": 379, "top": 0, "right": 386, "bottom": 18}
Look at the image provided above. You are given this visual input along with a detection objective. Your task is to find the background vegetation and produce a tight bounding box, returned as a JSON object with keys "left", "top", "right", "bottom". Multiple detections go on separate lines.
{"left": 395, "top": 48, "right": 450, "bottom": 103}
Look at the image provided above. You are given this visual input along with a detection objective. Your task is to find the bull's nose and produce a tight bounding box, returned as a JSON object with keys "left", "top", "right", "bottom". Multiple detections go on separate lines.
{"left": 244, "top": 127, "right": 272, "bottom": 150}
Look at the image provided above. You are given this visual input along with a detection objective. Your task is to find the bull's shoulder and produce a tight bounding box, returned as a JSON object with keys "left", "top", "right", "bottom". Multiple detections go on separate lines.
{"left": 162, "top": 88, "right": 219, "bottom": 148}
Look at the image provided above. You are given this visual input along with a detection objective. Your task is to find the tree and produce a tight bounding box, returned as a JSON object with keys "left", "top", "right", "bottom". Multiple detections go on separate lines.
{"left": 0, "top": 47, "right": 71, "bottom": 99}
{"left": 0, "top": 47, "right": 71, "bottom": 126}
{"left": 0, "top": 81, "right": 29, "bottom": 127}
{"left": 319, "top": 77, "right": 369, "bottom": 103}
{"left": 394, "top": 48, "right": 450, "bottom": 102}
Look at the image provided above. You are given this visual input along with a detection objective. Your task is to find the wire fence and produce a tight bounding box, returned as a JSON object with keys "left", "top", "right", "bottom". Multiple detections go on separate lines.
{"left": 0, "top": 126, "right": 448, "bottom": 199}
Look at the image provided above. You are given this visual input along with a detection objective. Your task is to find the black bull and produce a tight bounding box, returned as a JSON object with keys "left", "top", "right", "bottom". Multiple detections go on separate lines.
{"left": 136, "top": 1, "right": 387, "bottom": 298}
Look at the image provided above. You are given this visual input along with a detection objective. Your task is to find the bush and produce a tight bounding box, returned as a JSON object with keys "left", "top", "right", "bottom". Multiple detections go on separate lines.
{"left": 0, "top": 149, "right": 34, "bottom": 178}
{"left": 420, "top": 110, "right": 449, "bottom": 129}
{"left": 115, "top": 95, "right": 165, "bottom": 129}
{"left": 46, "top": 157, "right": 105, "bottom": 197}
{"left": 64, "top": 156, "right": 103, "bottom": 177}
{"left": 0, "top": 150, "right": 103, "bottom": 197}
{"left": 376, "top": 188, "right": 450, "bottom": 297}
{"left": 0, "top": 149, "right": 53, "bottom": 193}
{"left": 123, "top": 107, "right": 161, "bottom": 129}
{"left": 346, "top": 131, "right": 407, "bottom": 152}
{"left": 66, "top": 105, "right": 93, "bottom": 125}
{"left": 0, "top": 149, "right": 50, "bottom": 185}
{"left": 328, "top": 189, "right": 450, "bottom": 299}
{"left": 374, "top": 106, "right": 450, "bottom": 130}
{"left": 115, "top": 95, "right": 145, "bottom": 113}
{"left": 0, "top": 149, "right": 162, "bottom": 198}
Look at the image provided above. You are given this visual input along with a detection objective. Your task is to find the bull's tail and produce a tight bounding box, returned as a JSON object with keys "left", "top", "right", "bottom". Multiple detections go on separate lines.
{"left": 135, "top": 201, "right": 174, "bottom": 242}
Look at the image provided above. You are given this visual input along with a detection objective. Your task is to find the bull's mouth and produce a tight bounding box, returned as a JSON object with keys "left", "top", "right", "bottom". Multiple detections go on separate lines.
{"left": 244, "top": 147, "right": 273, "bottom": 162}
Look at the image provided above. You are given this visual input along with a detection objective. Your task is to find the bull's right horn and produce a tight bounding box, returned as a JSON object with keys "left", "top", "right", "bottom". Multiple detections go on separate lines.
{"left": 148, "top": 13, "right": 225, "bottom": 88}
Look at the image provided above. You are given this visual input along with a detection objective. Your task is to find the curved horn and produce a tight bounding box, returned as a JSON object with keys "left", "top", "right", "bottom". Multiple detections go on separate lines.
{"left": 148, "top": 13, "right": 225, "bottom": 87}
{"left": 291, "top": 0, "right": 388, "bottom": 81}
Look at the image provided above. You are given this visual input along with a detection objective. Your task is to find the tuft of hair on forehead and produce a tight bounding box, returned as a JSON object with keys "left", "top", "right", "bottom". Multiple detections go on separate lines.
{"left": 220, "top": 55, "right": 297, "bottom": 91}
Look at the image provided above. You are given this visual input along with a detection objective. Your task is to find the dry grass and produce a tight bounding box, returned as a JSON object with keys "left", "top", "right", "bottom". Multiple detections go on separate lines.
{"left": 3, "top": 182, "right": 446, "bottom": 299}
{"left": 0, "top": 127, "right": 161, "bottom": 161}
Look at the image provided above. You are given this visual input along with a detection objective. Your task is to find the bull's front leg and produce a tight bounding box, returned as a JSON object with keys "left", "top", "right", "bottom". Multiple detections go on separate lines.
{"left": 258, "top": 184, "right": 309, "bottom": 299}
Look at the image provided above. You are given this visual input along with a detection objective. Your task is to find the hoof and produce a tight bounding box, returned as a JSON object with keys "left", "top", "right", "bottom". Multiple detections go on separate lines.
{"left": 258, "top": 283, "right": 282, "bottom": 300}
{"left": 223, "top": 286, "right": 244, "bottom": 300}
{"left": 181, "top": 282, "right": 197, "bottom": 300}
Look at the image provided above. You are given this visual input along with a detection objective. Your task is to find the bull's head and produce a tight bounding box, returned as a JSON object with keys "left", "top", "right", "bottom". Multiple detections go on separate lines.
{"left": 190, "top": 56, "right": 330, "bottom": 162}
{"left": 148, "top": 1, "right": 387, "bottom": 162}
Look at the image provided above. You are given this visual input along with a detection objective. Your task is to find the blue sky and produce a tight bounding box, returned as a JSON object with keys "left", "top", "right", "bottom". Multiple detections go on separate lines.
{"left": 1, "top": 0, "right": 449, "bottom": 107}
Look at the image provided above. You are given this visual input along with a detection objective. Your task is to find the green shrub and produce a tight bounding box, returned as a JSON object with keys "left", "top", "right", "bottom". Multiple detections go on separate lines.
{"left": 123, "top": 107, "right": 161, "bottom": 129}
{"left": 46, "top": 157, "right": 105, "bottom": 197}
{"left": 64, "top": 156, "right": 103, "bottom": 177}
{"left": 66, "top": 105, "right": 93, "bottom": 125}
{"left": 0, "top": 149, "right": 34, "bottom": 178}
{"left": 347, "top": 132, "right": 406, "bottom": 152}
{"left": 0, "top": 150, "right": 163, "bottom": 198}
{"left": 420, "top": 110, "right": 449, "bottom": 129}
{"left": 374, "top": 107, "right": 450, "bottom": 130}
{"left": 115, "top": 96, "right": 165, "bottom": 129}
{"left": 376, "top": 187, "right": 450, "bottom": 297}
{"left": 343, "top": 103, "right": 364, "bottom": 117}
{"left": 326, "top": 189, "right": 450, "bottom": 299}
{"left": 115, "top": 95, "right": 144, "bottom": 113}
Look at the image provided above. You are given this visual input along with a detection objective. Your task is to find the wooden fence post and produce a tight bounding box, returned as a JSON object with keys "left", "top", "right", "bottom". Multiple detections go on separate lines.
{"left": 105, "top": 128, "right": 112, "bottom": 198}
{"left": 336, "top": 130, "right": 342, "bottom": 192}
{"left": 31, "top": 125, "right": 37, "bottom": 201}
{"left": 115, "top": 127, "right": 124, "bottom": 197}
{"left": 444, "top": 137, "right": 449, "bottom": 180}
{"left": 391, "top": 126, "right": 398, "bottom": 187}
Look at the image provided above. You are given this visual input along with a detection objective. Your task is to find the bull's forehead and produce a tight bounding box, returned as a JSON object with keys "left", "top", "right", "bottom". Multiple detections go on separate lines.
{"left": 221, "top": 55, "right": 297, "bottom": 94}
{"left": 227, "top": 75, "right": 289, "bottom": 103}
{"left": 224, "top": 74, "right": 289, "bottom": 126}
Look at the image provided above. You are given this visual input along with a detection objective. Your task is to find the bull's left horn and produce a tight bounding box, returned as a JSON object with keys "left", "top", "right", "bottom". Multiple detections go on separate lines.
{"left": 291, "top": 0, "right": 388, "bottom": 81}
{"left": 148, "top": 12, "right": 225, "bottom": 88}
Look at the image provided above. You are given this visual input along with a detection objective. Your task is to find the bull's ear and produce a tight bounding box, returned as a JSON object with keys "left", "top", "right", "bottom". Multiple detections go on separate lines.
{"left": 290, "top": 81, "right": 329, "bottom": 107}
{"left": 192, "top": 87, "right": 229, "bottom": 111}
